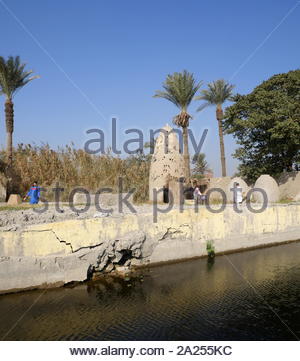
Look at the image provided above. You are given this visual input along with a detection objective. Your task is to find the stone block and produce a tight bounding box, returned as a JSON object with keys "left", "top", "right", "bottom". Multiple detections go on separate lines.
{"left": 253, "top": 174, "right": 280, "bottom": 203}
{"left": 7, "top": 194, "right": 22, "bottom": 206}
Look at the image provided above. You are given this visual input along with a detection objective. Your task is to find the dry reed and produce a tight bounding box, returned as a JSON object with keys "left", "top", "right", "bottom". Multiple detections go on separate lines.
{"left": 0, "top": 144, "right": 150, "bottom": 203}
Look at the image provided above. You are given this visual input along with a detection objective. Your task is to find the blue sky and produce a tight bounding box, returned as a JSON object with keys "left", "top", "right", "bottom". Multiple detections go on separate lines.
{"left": 0, "top": 0, "right": 299, "bottom": 176}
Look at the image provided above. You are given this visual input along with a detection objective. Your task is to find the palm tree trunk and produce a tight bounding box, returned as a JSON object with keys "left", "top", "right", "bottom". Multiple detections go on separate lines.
{"left": 216, "top": 105, "right": 227, "bottom": 177}
{"left": 5, "top": 98, "right": 14, "bottom": 168}
{"left": 182, "top": 126, "right": 191, "bottom": 182}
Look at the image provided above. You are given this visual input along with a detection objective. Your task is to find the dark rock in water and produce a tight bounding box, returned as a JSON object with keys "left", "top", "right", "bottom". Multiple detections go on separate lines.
{"left": 104, "top": 263, "right": 115, "bottom": 273}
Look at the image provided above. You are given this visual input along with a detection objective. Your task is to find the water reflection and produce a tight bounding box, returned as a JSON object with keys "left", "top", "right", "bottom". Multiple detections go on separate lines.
{"left": 207, "top": 255, "right": 215, "bottom": 270}
{"left": 0, "top": 242, "right": 299, "bottom": 340}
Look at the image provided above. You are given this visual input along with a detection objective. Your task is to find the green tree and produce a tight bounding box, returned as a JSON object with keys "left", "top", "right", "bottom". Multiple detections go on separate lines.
{"left": 195, "top": 79, "right": 234, "bottom": 177}
{"left": 154, "top": 70, "right": 202, "bottom": 181}
{"left": 192, "top": 152, "right": 211, "bottom": 178}
{"left": 0, "top": 56, "right": 39, "bottom": 168}
{"left": 223, "top": 70, "right": 300, "bottom": 183}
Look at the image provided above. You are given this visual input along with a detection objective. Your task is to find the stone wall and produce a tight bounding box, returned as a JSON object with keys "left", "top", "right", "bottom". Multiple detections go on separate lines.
{"left": 0, "top": 204, "right": 299, "bottom": 293}
{"left": 72, "top": 192, "right": 133, "bottom": 208}
{"left": 206, "top": 177, "right": 231, "bottom": 201}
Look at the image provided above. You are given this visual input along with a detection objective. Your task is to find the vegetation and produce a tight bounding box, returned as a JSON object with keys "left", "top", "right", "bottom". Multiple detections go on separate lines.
{"left": 223, "top": 70, "right": 300, "bottom": 184}
{"left": 154, "top": 70, "right": 202, "bottom": 182}
{"left": 0, "top": 56, "right": 39, "bottom": 168}
{"left": 191, "top": 152, "right": 211, "bottom": 180}
{"left": 206, "top": 240, "right": 215, "bottom": 258}
{"left": 195, "top": 79, "right": 235, "bottom": 177}
{"left": 0, "top": 144, "right": 151, "bottom": 203}
{"left": 0, "top": 204, "right": 42, "bottom": 211}
{"left": 276, "top": 198, "right": 294, "bottom": 204}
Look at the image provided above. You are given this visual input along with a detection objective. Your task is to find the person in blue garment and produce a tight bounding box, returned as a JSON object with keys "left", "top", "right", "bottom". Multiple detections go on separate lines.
{"left": 23, "top": 181, "right": 40, "bottom": 204}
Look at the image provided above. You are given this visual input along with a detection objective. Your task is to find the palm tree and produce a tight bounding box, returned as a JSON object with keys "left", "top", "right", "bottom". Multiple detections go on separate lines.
{"left": 195, "top": 79, "right": 234, "bottom": 177}
{"left": 154, "top": 70, "right": 202, "bottom": 181}
{"left": 0, "top": 56, "right": 39, "bottom": 168}
{"left": 192, "top": 152, "right": 211, "bottom": 177}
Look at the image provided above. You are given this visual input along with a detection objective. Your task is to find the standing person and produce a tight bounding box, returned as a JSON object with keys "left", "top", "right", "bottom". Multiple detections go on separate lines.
{"left": 200, "top": 185, "right": 207, "bottom": 205}
{"left": 193, "top": 181, "right": 202, "bottom": 204}
{"left": 233, "top": 182, "right": 243, "bottom": 204}
{"left": 23, "top": 181, "right": 40, "bottom": 204}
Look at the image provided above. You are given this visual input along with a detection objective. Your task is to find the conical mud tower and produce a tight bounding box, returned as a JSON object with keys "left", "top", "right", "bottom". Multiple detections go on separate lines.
{"left": 149, "top": 125, "right": 185, "bottom": 202}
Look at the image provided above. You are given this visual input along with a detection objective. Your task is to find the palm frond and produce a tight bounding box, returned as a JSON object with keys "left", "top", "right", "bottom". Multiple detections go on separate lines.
{"left": 195, "top": 79, "right": 235, "bottom": 109}
{"left": 154, "top": 70, "right": 202, "bottom": 129}
{"left": 0, "top": 56, "right": 39, "bottom": 98}
{"left": 196, "top": 101, "right": 210, "bottom": 112}
{"left": 154, "top": 70, "right": 202, "bottom": 111}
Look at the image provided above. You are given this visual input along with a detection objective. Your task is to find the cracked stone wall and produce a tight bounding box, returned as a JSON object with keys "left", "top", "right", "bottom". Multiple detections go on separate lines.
{"left": 1, "top": 204, "right": 300, "bottom": 293}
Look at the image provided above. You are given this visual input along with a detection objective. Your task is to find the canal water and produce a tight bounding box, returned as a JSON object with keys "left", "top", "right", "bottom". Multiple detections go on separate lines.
{"left": 0, "top": 242, "right": 299, "bottom": 341}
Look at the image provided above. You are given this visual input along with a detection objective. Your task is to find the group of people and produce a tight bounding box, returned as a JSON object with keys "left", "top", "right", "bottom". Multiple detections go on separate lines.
{"left": 192, "top": 181, "right": 207, "bottom": 205}
{"left": 191, "top": 180, "right": 244, "bottom": 205}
